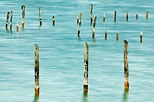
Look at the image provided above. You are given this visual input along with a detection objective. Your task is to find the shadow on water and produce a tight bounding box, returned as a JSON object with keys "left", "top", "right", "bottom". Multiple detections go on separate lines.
{"left": 83, "top": 92, "right": 88, "bottom": 102}
{"left": 33, "top": 94, "right": 39, "bottom": 102}
{"left": 122, "top": 90, "right": 129, "bottom": 102}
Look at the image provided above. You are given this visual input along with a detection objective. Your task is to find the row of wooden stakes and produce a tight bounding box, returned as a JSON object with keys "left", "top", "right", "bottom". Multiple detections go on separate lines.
{"left": 34, "top": 40, "right": 129, "bottom": 95}
{"left": 5, "top": 5, "right": 56, "bottom": 32}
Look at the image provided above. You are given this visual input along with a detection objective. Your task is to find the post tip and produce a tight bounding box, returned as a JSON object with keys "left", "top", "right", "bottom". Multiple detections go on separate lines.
{"left": 124, "top": 40, "right": 128, "bottom": 44}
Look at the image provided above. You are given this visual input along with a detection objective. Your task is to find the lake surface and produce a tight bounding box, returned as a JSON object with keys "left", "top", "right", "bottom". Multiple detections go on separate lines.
{"left": 0, "top": 0, "right": 154, "bottom": 102}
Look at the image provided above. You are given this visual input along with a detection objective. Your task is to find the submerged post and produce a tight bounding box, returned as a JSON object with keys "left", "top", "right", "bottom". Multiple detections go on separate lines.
{"left": 126, "top": 12, "right": 128, "bottom": 21}
{"left": 116, "top": 33, "right": 119, "bottom": 40}
{"left": 114, "top": 11, "right": 116, "bottom": 22}
{"left": 90, "top": 13, "right": 93, "bottom": 24}
{"left": 105, "top": 31, "right": 107, "bottom": 40}
{"left": 146, "top": 11, "right": 148, "bottom": 19}
{"left": 136, "top": 13, "right": 138, "bottom": 20}
{"left": 6, "top": 12, "right": 10, "bottom": 29}
{"left": 140, "top": 32, "right": 142, "bottom": 43}
{"left": 16, "top": 21, "right": 19, "bottom": 32}
{"left": 124, "top": 40, "right": 129, "bottom": 91}
{"left": 38, "top": 7, "right": 42, "bottom": 26}
{"left": 21, "top": 5, "right": 25, "bottom": 28}
{"left": 10, "top": 11, "right": 13, "bottom": 30}
{"left": 84, "top": 42, "right": 88, "bottom": 94}
{"left": 103, "top": 13, "right": 105, "bottom": 22}
{"left": 77, "top": 25, "right": 80, "bottom": 36}
{"left": 35, "top": 44, "right": 39, "bottom": 94}
{"left": 77, "top": 15, "right": 79, "bottom": 24}
{"left": 92, "top": 27, "right": 95, "bottom": 38}
{"left": 52, "top": 16, "right": 55, "bottom": 25}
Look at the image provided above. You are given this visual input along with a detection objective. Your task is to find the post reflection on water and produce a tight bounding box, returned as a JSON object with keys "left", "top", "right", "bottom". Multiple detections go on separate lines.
{"left": 123, "top": 90, "right": 129, "bottom": 102}
{"left": 83, "top": 92, "right": 88, "bottom": 102}
{"left": 33, "top": 94, "right": 39, "bottom": 102}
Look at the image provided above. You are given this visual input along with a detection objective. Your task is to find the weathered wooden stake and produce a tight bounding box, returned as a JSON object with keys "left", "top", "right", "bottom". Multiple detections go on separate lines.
{"left": 52, "top": 16, "right": 55, "bottom": 25}
{"left": 103, "top": 13, "right": 105, "bottom": 22}
{"left": 79, "top": 13, "right": 82, "bottom": 26}
{"left": 93, "top": 15, "right": 97, "bottom": 28}
{"left": 77, "top": 25, "right": 80, "bottom": 36}
{"left": 84, "top": 42, "right": 88, "bottom": 94}
{"left": 105, "top": 31, "right": 107, "bottom": 40}
{"left": 16, "top": 21, "right": 19, "bottom": 32}
{"left": 90, "top": 4, "right": 93, "bottom": 14}
{"left": 35, "top": 44, "right": 39, "bottom": 94}
{"left": 146, "top": 11, "right": 148, "bottom": 19}
{"left": 38, "top": 7, "right": 42, "bottom": 26}
{"left": 140, "top": 32, "right": 142, "bottom": 43}
{"left": 116, "top": 33, "right": 119, "bottom": 40}
{"left": 126, "top": 12, "right": 128, "bottom": 21}
{"left": 92, "top": 27, "right": 95, "bottom": 38}
{"left": 77, "top": 15, "right": 79, "bottom": 24}
{"left": 90, "top": 13, "right": 93, "bottom": 24}
{"left": 6, "top": 12, "right": 10, "bottom": 29}
{"left": 10, "top": 11, "right": 13, "bottom": 29}
{"left": 114, "top": 11, "right": 116, "bottom": 22}
{"left": 21, "top": 5, "right": 25, "bottom": 28}
{"left": 136, "top": 13, "right": 138, "bottom": 20}
{"left": 124, "top": 40, "right": 129, "bottom": 91}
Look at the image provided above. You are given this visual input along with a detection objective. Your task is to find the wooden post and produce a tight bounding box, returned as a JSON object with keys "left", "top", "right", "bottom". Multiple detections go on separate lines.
{"left": 16, "top": 21, "right": 19, "bottom": 32}
{"left": 103, "top": 13, "right": 105, "bottom": 22}
{"left": 79, "top": 13, "right": 82, "bottom": 26}
{"left": 126, "top": 12, "right": 128, "bottom": 21}
{"left": 92, "top": 27, "right": 95, "bottom": 38}
{"left": 84, "top": 42, "right": 88, "bottom": 94}
{"left": 114, "top": 11, "right": 116, "bottom": 22}
{"left": 90, "top": 13, "right": 93, "bottom": 24}
{"left": 124, "top": 40, "right": 129, "bottom": 91}
{"left": 136, "top": 13, "right": 138, "bottom": 20}
{"left": 21, "top": 5, "right": 25, "bottom": 28}
{"left": 140, "top": 32, "right": 142, "bottom": 43}
{"left": 35, "top": 44, "right": 39, "bottom": 94}
{"left": 105, "top": 31, "right": 107, "bottom": 40}
{"left": 116, "top": 33, "right": 119, "bottom": 40}
{"left": 38, "top": 7, "right": 42, "bottom": 26}
{"left": 93, "top": 15, "right": 97, "bottom": 28}
{"left": 146, "top": 11, "right": 148, "bottom": 19}
{"left": 77, "top": 15, "right": 79, "bottom": 24}
{"left": 90, "top": 4, "right": 93, "bottom": 14}
{"left": 6, "top": 12, "right": 10, "bottom": 29}
{"left": 52, "top": 16, "right": 55, "bottom": 26}
{"left": 10, "top": 11, "right": 13, "bottom": 30}
{"left": 77, "top": 25, "right": 80, "bottom": 36}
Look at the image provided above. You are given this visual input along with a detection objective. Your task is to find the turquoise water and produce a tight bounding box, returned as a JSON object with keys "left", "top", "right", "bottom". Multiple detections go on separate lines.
{"left": 0, "top": 0, "right": 154, "bottom": 102}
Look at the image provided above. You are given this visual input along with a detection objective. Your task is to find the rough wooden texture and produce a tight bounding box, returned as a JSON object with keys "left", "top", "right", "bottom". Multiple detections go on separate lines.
{"left": 84, "top": 42, "right": 88, "bottom": 93}
{"left": 92, "top": 27, "right": 95, "bottom": 38}
{"left": 136, "top": 13, "right": 138, "bottom": 20}
{"left": 90, "top": 13, "right": 93, "bottom": 24}
{"left": 146, "top": 11, "right": 148, "bottom": 19}
{"left": 124, "top": 40, "right": 129, "bottom": 90}
{"left": 126, "top": 12, "right": 128, "bottom": 21}
{"left": 114, "top": 11, "right": 116, "bottom": 22}
{"left": 35, "top": 44, "right": 39, "bottom": 94}
{"left": 116, "top": 33, "right": 119, "bottom": 40}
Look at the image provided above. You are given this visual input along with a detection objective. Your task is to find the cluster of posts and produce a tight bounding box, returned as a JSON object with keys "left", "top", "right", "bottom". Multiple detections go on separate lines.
{"left": 4, "top": 4, "right": 148, "bottom": 96}
{"left": 33, "top": 4, "right": 147, "bottom": 96}
{"left": 5, "top": 5, "right": 56, "bottom": 32}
